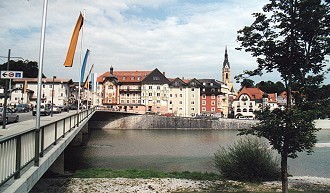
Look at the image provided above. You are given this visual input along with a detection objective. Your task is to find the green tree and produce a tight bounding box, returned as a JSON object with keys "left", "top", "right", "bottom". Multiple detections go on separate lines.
{"left": 236, "top": 0, "right": 329, "bottom": 192}
{"left": 0, "top": 60, "right": 44, "bottom": 87}
{"left": 240, "top": 78, "right": 255, "bottom": 88}
{"left": 256, "top": 80, "right": 285, "bottom": 94}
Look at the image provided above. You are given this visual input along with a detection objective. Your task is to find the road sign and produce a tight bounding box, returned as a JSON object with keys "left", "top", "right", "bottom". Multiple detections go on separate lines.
{"left": 0, "top": 71, "right": 23, "bottom": 79}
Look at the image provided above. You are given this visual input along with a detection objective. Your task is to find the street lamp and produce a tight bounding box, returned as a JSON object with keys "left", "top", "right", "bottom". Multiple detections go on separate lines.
{"left": 51, "top": 76, "right": 56, "bottom": 117}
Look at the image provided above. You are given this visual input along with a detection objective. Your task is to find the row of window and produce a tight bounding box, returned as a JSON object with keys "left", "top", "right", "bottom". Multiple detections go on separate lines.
{"left": 237, "top": 108, "right": 254, "bottom": 112}
{"left": 201, "top": 107, "right": 216, "bottom": 112}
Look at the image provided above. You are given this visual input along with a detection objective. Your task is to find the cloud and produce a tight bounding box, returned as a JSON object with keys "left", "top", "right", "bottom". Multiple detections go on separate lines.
{"left": 2, "top": 0, "right": 327, "bottom": 88}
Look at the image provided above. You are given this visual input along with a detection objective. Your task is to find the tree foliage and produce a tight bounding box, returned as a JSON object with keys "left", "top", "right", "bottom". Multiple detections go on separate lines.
{"left": 240, "top": 78, "right": 255, "bottom": 88}
{"left": 256, "top": 80, "right": 286, "bottom": 94}
{"left": 236, "top": 0, "right": 329, "bottom": 192}
{"left": 0, "top": 60, "right": 45, "bottom": 87}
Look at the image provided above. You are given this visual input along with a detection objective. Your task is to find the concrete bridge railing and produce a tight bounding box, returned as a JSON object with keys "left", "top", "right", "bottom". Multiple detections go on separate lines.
{"left": 0, "top": 108, "right": 95, "bottom": 188}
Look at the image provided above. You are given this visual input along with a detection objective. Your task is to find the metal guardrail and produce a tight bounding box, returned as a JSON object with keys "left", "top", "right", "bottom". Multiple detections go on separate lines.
{"left": 0, "top": 107, "right": 95, "bottom": 187}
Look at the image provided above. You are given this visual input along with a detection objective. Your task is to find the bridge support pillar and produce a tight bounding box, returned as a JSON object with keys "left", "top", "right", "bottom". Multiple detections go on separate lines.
{"left": 48, "top": 152, "right": 64, "bottom": 175}
{"left": 70, "top": 122, "right": 89, "bottom": 146}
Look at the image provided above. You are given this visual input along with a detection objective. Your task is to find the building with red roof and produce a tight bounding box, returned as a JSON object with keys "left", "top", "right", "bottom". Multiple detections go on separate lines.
{"left": 232, "top": 87, "right": 278, "bottom": 119}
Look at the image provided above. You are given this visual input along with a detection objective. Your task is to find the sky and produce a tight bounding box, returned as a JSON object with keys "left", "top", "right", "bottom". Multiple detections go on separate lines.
{"left": 0, "top": 0, "right": 329, "bottom": 89}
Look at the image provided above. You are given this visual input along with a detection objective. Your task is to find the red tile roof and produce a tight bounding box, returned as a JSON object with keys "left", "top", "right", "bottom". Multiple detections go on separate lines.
{"left": 237, "top": 87, "right": 264, "bottom": 100}
{"left": 236, "top": 87, "right": 277, "bottom": 102}
{"left": 97, "top": 71, "right": 151, "bottom": 83}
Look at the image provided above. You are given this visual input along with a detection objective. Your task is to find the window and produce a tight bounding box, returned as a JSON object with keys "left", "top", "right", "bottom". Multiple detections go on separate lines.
{"left": 169, "top": 100, "right": 172, "bottom": 105}
{"left": 149, "top": 93, "right": 152, "bottom": 96}
{"left": 126, "top": 100, "right": 129, "bottom": 103}
{"left": 123, "top": 77, "right": 126, "bottom": 80}
{"left": 202, "top": 107, "right": 206, "bottom": 111}
{"left": 211, "top": 94, "right": 215, "bottom": 99}
{"left": 61, "top": 93, "right": 64, "bottom": 97}
{"left": 137, "top": 76, "right": 141, "bottom": 80}
{"left": 191, "top": 88, "right": 195, "bottom": 91}
{"left": 202, "top": 100, "right": 206, "bottom": 105}
{"left": 191, "top": 101, "right": 195, "bottom": 105}
{"left": 131, "top": 77, "right": 134, "bottom": 80}
{"left": 202, "top": 88, "right": 205, "bottom": 92}
{"left": 121, "top": 100, "right": 124, "bottom": 103}
{"left": 149, "top": 86, "right": 152, "bottom": 89}
{"left": 127, "top": 93, "right": 130, "bottom": 97}
{"left": 157, "top": 86, "right": 160, "bottom": 90}
{"left": 49, "top": 85, "right": 52, "bottom": 88}
{"left": 179, "top": 101, "right": 183, "bottom": 104}
{"left": 180, "top": 94, "right": 183, "bottom": 98}
{"left": 211, "top": 100, "right": 215, "bottom": 105}
{"left": 191, "top": 107, "right": 195, "bottom": 111}
{"left": 179, "top": 107, "right": 183, "bottom": 110}
{"left": 43, "top": 85, "right": 45, "bottom": 88}
{"left": 237, "top": 108, "right": 241, "bottom": 112}
{"left": 210, "top": 83, "right": 213, "bottom": 86}
{"left": 211, "top": 107, "right": 215, "bottom": 111}
{"left": 157, "top": 100, "right": 160, "bottom": 103}
{"left": 243, "top": 108, "right": 247, "bottom": 112}
{"left": 191, "top": 94, "right": 195, "bottom": 98}
{"left": 153, "top": 76, "right": 160, "bottom": 80}
{"left": 202, "top": 94, "right": 206, "bottom": 99}
{"left": 211, "top": 88, "right": 215, "bottom": 92}
{"left": 157, "top": 93, "right": 160, "bottom": 97}
{"left": 170, "top": 94, "right": 173, "bottom": 98}
{"left": 180, "top": 88, "right": 183, "bottom": 91}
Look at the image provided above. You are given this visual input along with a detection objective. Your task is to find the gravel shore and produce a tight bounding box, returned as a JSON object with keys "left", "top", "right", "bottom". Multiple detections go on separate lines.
{"left": 30, "top": 176, "right": 330, "bottom": 193}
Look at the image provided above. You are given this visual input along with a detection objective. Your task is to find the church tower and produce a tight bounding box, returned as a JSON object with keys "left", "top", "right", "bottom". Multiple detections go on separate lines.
{"left": 222, "top": 47, "right": 233, "bottom": 91}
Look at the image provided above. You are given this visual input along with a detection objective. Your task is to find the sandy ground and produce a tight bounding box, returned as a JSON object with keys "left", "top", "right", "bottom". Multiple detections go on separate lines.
{"left": 30, "top": 176, "right": 330, "bottom": 193}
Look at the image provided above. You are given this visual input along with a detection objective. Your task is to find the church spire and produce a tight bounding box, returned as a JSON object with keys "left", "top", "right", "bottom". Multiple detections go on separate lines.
{"left": 223, "top": 46, "right": 230, "bottom": 68}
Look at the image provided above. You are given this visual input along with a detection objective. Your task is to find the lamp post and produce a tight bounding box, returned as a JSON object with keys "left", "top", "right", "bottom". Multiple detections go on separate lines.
{"left": 51, "top": 76, "right": 56, "bottom": 117}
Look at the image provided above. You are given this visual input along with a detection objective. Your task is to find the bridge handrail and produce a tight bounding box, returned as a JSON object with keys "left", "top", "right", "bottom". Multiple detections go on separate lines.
{"left": 0, "top": 107, "right": 95, "bottom": 187}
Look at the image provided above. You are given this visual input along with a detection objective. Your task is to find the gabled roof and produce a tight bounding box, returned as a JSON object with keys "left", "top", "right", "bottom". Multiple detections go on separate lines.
{"left": 236, "top": 87, "right": 264, "bottom": 100}
{"left": 97, "top": 70, "right": 151, "bottom": 83}
{"left": 141, "top": 68, "right": 170, "bottom": 84}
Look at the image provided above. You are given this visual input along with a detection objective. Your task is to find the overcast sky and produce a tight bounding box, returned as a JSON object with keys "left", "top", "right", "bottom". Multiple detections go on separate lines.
{"left": 1, "top": 0, "right": 329, "bottom": 88}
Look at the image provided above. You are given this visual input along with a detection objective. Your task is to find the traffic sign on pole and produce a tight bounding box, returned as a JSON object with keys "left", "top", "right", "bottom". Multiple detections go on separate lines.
{"left": 0, "top": 71, "right": 23, "bottom": 79}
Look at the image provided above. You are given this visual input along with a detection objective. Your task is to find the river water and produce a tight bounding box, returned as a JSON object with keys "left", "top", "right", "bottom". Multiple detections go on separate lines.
{"left": 65, "top": 128, "right": 330, "bottom": 178}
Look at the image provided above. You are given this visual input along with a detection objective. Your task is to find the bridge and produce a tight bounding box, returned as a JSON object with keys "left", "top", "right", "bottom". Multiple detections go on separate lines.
{"left": 0, "top": 108, "right": 96, "bottom": 193}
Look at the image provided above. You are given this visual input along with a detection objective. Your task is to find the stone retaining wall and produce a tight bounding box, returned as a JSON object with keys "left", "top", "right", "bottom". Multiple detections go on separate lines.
{"left": 89, "top": 112, "right": 256, "bottom": 130}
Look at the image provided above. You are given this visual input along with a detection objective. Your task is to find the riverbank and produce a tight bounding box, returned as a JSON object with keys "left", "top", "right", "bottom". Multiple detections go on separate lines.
{"left": 30, "top": 176, "right": 330, "bottom": 193}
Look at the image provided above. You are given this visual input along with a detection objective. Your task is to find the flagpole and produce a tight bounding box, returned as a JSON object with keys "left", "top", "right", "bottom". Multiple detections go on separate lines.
{"left": 77, "top": 9, "right": 85, "bottom": 113}
{"left": 35, "top": 0, "right": 49, "bottom": 166}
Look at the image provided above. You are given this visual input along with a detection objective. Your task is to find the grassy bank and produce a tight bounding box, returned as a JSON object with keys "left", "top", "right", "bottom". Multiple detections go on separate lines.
{"left": 73, "top": 168, "right": 220, "bottom": 180}
{"left": 71, "top": 168, "right": 330, "bottom": 193}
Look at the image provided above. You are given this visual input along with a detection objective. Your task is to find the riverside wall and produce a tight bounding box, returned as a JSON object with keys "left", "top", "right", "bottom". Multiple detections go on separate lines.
{"left": 89, "top": 111, "right": 257, "bottom": 130}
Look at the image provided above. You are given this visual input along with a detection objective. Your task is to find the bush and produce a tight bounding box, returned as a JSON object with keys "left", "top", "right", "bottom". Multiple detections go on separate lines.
{"left": 214, "top": 138, "right": 280, "bottom": 182}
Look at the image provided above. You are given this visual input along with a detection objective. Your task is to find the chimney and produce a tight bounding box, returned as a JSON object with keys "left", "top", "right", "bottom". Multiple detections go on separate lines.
{"left": 163, "top": 72, "right": 165, "bottom": 76}
{"left": 110, "top": 66, "right": 114, "bottom": 75}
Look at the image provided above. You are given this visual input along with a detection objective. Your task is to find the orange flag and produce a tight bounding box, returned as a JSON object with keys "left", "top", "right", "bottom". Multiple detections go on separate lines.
{"left": 64, "top": 12, "right": 84, "bottom": 67}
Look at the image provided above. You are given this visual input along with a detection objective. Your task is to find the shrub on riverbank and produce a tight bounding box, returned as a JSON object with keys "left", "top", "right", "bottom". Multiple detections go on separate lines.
{"left": 214, "top": 138, "right": 281, "bottom": 182}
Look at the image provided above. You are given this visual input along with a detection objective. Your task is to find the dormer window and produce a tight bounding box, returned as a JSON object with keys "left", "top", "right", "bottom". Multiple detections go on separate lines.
{"left": 131, "top": 77, "right": 134, "bottom": 80}
{"left": 153, "top": 76, "right": 160, "bottom": 80}
{"left": 123, "top": 77, "right": 126, "bottom": 80}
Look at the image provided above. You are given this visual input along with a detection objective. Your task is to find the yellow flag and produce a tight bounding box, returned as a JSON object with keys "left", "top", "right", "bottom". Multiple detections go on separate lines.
{"left": 64, "top": 12, "right": 84, "bottom": 67}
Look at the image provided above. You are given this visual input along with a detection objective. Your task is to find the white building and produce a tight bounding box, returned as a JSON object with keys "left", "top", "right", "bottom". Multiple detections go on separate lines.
{"left": 10, "top": 78, "right": 74, "bottom": 106}
{"left": 232, "top": 87, "right": 278, "bottom": 119}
